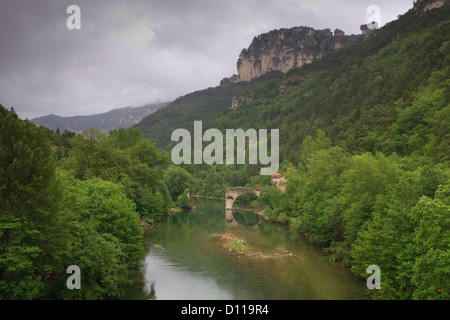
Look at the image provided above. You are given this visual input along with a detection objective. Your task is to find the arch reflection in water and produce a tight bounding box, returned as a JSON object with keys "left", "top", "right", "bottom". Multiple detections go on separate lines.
{"left": 225, "top": 209, "right": 262, "bottom": 230}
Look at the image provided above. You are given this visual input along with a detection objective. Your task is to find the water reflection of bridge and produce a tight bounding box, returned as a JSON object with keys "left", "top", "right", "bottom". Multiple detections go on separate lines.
{"left": 225, "top": 209, "right": 261, "bottom": 230}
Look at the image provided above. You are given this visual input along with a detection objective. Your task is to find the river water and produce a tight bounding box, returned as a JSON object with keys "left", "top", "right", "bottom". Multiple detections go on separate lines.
{"left": 123, "top": 199, "right": 368, "bottom": 300}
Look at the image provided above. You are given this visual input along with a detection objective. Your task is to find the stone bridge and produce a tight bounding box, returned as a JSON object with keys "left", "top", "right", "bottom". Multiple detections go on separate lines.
{"left": 225, "top": 188, "right": 262, "bottom": 210}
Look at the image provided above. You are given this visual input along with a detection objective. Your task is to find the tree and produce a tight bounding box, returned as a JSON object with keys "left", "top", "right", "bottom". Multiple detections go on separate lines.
{"left": 299, "top": 129, "right": 332, "bottom": 171}
{"left": 0, "top": 105, "right": 69, "bottom": 299}
{"left": 56, "top": 220, "right": 129, "bottom": 300}
{"left": 340, "top": 153, "right": 401, "bottom": 244}
{"left": 62, "top": 128, "right": 107, "bottom": 179}
{"left": 410, "top": 185, "right": 450, "bottom": 300}
{"left": 135, "top": 185, "right": 168, "bottom": 223}
{"left": 59, "top": 175, "right": 145, "bottom": 298}
{"left": 67, "top": 178, "right": 144, "bottom": 271}
{"left": 131, "top": 139, "right": 168, "bottom": 168}
{"left": 109, "top": 127, "right": 142, "bottom": 150}
{"left": 164, "top": 166, "right": 194, "bottom": 201}
{"left": 176, "top": 189, "right": 192, "bottom": 210}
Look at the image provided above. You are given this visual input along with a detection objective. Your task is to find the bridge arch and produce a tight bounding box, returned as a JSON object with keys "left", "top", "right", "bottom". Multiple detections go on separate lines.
{"left": 225, "top": 188, "right": 261, "bottom": 210}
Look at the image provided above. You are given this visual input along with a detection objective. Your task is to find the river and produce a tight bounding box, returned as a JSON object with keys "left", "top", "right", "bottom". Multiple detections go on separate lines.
{"left": 123, "top": 198, "right": 368, "bottom": 300}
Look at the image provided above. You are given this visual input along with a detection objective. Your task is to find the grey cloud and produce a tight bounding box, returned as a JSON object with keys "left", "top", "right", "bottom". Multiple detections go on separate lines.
{"left": 0, "top": 0, "right": 413, "bottom": 120}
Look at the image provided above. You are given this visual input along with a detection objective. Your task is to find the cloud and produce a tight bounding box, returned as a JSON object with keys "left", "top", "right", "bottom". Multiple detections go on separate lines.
{"left": 0, "top": 0, "right": 413, "bottom": 120}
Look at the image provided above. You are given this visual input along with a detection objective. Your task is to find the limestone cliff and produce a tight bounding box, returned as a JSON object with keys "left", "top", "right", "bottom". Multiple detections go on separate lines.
{"left": 235, "top": 27, "right": 366, "bottom": 82}
{"left": 230, "top": 0, "right": 449, "bottom": 83}
{"left": 414, "top": 0, "right": 449, "bottom": 12}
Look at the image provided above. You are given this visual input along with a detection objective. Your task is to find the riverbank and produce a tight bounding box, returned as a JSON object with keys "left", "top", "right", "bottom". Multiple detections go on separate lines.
{"left": 123, "top": 199, "right": 368, "bottom": 300}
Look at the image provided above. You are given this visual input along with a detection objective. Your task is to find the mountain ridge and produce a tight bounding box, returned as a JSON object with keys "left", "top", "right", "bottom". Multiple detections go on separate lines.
{"left": 31, "top": 102, "right": 169, "bottom": 133}
{"left": 135, "top": 1, "right": 449, "bottom": 163}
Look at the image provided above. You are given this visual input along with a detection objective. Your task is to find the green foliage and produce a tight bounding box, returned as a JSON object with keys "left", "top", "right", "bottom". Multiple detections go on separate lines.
{"left": 139, "top": 9, "right": 450, "bottom": 168}
{"left": 164, "top": 166, "right": 194, "bottom": 200}
{"left": 223, "top": 235, "right": 252, "bottom": 252}
{"left": 57, "top": 221, "right": 130, "bottom": 300}
{"left": 2, "top": 4, "right": 449, "bottom": 300}
{"left": 176, "top": 189, "right": 192, "bottom": 210}
{"left": 109, "top": 127, "right": 142, "bottom": 150}
{"left": 0, "top": 113, "right": 170, "bottom": 299}
{"left": 340, "top": 153, "right": 401, "bottom": 243}
{"left": 60, "top": 127, "right": 171, "bottom": 222}
{"left": 131, "top": 138, "right": 169, "bottom": 168}
{"left": 266, "top": 129, "right": 450, "bottom": 300}
{"left": 136, "top": 185, "right": 169, "bottom": 223}
{"left": 410, "top": 185, "right": 450, "bottom": 300}
{"left": 60, "top": 175, "right": 145, "bottom": 298}
{"left": 299, "top": 129, "right": 332, "bottom": 171}
{"left": 0, "top": 105, "right": 69, "bottom": 299}
{"left": 53, "top": 126, "right": 172, "bottom": 298}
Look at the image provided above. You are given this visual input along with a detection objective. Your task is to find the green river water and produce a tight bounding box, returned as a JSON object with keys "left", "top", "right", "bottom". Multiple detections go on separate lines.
{"left": 123, "top": 199, "right": 368, "bottom": 300}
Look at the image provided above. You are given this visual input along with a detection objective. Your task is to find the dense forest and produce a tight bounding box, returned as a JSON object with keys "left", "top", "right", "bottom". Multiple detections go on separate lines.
{"left": 137, "top": 6, "right": 450, "bottom": 196}
{"left": 136, "top": 5, "right": 450, "bottom": 300}
{"left": 0, "top": 106, "right": 193, "bottom": 299}
{"left": 1, "top": 3, "right": 449, "bottom": 300}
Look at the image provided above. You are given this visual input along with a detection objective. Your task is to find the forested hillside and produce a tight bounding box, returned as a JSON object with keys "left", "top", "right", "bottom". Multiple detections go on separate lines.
{"left": 0, "top": 107, "right": 192, "bottom": 299}
{"left": 135, "top": 4, "right": 450, "bottom": 300}
{"left": 136, "top": 5, "right": 449, "bottom": 192}
{"left": 1, "top": 1, "right": 448, "bottom": 301}
{"left": 138, "top": 6, "right": 449, "bottom": 164}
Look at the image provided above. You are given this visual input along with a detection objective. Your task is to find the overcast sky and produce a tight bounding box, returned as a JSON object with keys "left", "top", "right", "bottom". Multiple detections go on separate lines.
{"left": 0, "top": 0, "right": 413, "bottom": 120}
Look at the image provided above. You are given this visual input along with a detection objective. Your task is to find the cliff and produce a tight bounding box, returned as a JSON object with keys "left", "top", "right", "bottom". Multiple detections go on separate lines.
{"left": 233, "top": 26, "right": 367, "bottom": 82}
{"left": 137, "top": 2, "right": 449, "bottom": 156}
{"left": 414, "top": 0, "right": 450, "bottom": 12}
{"left": 224, "top": 0, "right": 450, "bottom": 84}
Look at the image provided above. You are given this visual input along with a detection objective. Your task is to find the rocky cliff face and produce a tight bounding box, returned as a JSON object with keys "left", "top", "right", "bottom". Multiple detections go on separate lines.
{"left": 234, "top": 27, "right": 367, "bottom": 82}
{"left": 229, "top": 0, "right": 449, "bottom": 84}
{"left": 414, "top": 0, "right": 449, "bottom": 12}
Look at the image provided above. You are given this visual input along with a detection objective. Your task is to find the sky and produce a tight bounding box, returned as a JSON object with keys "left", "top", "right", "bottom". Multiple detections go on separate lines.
{"left": 0, "top": 0, "right": 414, "bottom": 120}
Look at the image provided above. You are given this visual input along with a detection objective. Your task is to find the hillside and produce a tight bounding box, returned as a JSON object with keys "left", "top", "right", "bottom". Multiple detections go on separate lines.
{"left": 136, "top": 3, "right": 449, "bottom": 165}
{"left": 136, "top": 72, "right": 283, "bottom": 149}
{"left": 136, "top": 2, "right": 450, "bottom": 300}
{"left": 31, "top": 102, "right": 168, "bottom": 133}
{"left": 1, "top": 0, "right": 449, "bottom": 302}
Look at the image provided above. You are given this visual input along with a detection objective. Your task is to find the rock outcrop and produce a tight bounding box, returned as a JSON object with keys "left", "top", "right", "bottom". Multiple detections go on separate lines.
{"left": 271, "top": 173, "right": 287, "bottom": 193}
{"left": 230, "top": 93, "right": 253, "bottom": 110}
{"left": 413, "top": 0, "right": 449, "bottom": 12}
{"left": 219, "top": 0, "right": 449, "bottom": 85}
{"left": 234, "top": 26, "right": 366, "bottom": 82}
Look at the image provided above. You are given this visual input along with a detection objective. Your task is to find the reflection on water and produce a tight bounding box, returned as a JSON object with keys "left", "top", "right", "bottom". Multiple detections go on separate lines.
{"left": 123, "top": 199, "right": 367, "bottom": 300}
{"left": 225, "top": 209, "right": 260, "bottom": 229}
{"left": 143, "top": 244, "right": 233, "bottom": 300}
